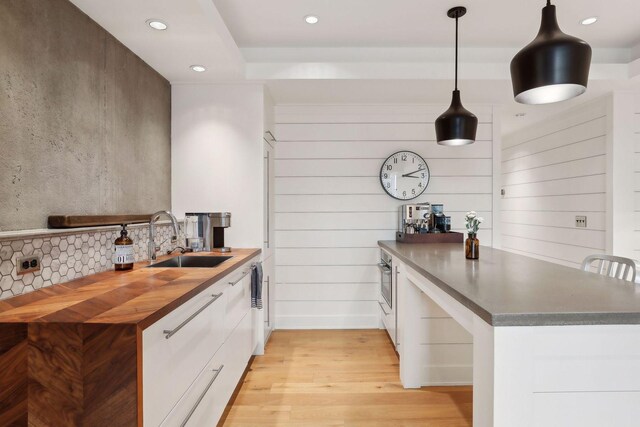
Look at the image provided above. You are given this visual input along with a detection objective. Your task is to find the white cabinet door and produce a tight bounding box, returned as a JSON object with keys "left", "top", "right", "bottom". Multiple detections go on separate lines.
{"left": 143, "top": 281, "right": 226, "bottom": 426}
{"left": 225, "top": 268, "right": 252, "bottom": 338}
{"left": 160, "top": 346, "right": 226, "bottom": 427}
{"left": 223, "top": 310, "right": 253, "bottom": 388}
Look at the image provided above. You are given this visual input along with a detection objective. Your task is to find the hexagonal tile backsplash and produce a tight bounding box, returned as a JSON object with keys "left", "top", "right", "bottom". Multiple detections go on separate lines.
{"left": 0, "top": 224, "right": 181, "bottom": 300}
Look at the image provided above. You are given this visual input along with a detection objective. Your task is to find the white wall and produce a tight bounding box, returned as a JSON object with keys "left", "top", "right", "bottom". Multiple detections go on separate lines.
{"left": 501, "top": 92, "right": 640, "bottom": 268}
{"left": 274, "top": 104, "right": 498, "bottom": 329}
{"left": 171, "top": 83, "right": 265, "bottom": 248}
{"left": 501, "top": 98, "right": 609, "bottom": 268}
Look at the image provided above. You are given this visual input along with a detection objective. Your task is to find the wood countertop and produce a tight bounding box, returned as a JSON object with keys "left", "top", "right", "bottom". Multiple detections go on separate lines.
{"left": 0, "top": 248, "right": 261, "bottom": 329}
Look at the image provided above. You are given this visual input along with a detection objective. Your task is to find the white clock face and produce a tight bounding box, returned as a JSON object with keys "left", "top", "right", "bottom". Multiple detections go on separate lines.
{"left": 380, "top": 151, "right": 430, "bottom": 200}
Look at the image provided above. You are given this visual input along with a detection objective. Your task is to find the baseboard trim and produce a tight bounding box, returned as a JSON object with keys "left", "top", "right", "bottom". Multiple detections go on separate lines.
{"left": 275, "top": 314, "right": 380, "bottom": 329}
{"left": 421, "top": 365, "right": 473, "bottom": 386}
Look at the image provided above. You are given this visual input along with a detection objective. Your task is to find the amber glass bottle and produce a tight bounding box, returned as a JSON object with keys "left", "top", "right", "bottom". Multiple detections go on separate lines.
{"left": 465, "top": 233, "right": 479, "bottom": 260}
{"left": 113, "top": 224, "right": 134, "bottom": 270}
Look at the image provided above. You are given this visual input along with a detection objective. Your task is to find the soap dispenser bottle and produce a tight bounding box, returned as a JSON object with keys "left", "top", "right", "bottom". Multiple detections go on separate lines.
{"left": 113, "top": 224, "right": 134, "bottom": 271}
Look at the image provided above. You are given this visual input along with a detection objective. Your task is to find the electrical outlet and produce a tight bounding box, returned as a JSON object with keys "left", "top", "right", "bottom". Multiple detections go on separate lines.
{"left": 575, "top": 216, "right": 587, "bottom": 228}
{"left": 17, "top": 255, "right": 41, "bottom": 275}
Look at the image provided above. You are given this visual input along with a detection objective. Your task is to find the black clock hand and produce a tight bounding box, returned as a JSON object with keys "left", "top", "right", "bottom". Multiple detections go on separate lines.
{"left": 402, "top": 168, "right": 425, "bottom": 178}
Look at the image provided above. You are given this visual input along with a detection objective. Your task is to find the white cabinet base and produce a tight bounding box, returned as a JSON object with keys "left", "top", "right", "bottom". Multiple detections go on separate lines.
{"left": 143, "top": 257, "right": 258, "bottom": 426}
{"left": 160, "top": 346, "right": 226, "bottom": 426}
{"left": 143, "top": 282, "right": 226, "bottom": 426}
{"left": 400, "top": 264, "right": 640, "bottom": 427}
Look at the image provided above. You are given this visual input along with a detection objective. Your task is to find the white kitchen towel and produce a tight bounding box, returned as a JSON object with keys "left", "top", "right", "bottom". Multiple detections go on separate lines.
{"left": 251, "top": 262, "right": 263, "bottom": 309}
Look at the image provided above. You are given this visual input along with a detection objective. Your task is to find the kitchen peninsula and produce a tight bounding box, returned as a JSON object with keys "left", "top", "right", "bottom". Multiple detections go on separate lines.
{"left": 379, "top": 241, "right": 640, "bottom": 427}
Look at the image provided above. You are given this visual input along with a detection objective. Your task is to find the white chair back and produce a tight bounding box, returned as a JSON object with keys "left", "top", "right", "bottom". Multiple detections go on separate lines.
{"left": 581, "top": 254, "right": 638, "bottom": 283}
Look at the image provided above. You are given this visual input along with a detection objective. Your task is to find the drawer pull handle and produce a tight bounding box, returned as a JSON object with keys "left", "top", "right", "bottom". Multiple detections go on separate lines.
{"left": 180, "top": 365, "right": 224, "bottom": 427}
{"left": 378, "top": 301, "right": 391, "bottom": 316}
{"left": 163, "top": 293, "right": 223, "bottom": 339}
{"left": 229, "top": 269, "right": 251, "bottom": 286}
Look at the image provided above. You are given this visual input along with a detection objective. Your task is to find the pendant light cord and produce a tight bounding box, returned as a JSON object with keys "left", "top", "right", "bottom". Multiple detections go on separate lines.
{"left": 454, "top": 13, "right": 458, "bottom": 90}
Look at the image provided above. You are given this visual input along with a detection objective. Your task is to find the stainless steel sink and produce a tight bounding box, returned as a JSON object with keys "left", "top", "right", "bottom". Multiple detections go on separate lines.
{"left": 147, "top": 255, "right": 232, "bottom": 268}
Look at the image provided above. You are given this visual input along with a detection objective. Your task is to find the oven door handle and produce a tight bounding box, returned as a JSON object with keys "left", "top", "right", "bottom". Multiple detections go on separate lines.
{"left": 377, "top": 263, "right": 392, "bottom": 275}
{"left": 378, "top": 301, "right": 391, "bottom": 316}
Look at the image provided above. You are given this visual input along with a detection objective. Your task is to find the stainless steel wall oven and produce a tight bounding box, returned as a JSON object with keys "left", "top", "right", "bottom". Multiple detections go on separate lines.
{"left": 379, "top": 251, "right": 393, "bottom": 309}
{"left": 379, "top": 250, "right": 397, "bottom": 349}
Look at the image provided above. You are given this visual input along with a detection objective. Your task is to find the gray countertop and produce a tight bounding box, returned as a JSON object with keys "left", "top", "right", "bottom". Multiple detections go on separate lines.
{"left": 379, "top": 241, "right": 640, "bottom": 327}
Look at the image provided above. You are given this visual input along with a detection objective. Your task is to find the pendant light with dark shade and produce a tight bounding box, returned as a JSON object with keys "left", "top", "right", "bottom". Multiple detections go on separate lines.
{"left": 510, "top": 0, "right": 592, "bottom": 104}
{"left": 435, "top": 7, "right": 478, "bottom": 146}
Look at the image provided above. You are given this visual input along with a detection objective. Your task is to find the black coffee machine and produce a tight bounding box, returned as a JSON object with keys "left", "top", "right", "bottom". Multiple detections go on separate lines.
{"left": 210, "top": 212, "right": 231, "bottom": 252}
{"left": 184, "top": 212, "right": 232, "bottom": 252}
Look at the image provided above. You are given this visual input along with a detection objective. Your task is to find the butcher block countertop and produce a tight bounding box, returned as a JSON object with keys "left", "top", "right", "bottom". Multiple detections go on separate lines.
{"left": 0, "top": 248, "right": 261, "bottom": 329}
{"left": 0, "top": 248, "right": 261, "bottom": 427}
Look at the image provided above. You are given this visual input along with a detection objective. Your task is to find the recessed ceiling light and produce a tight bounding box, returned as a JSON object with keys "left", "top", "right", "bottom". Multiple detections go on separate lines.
{"left": 580, "top": 16, "right": 598, "bottom": 26}
{"left": 146, "top": 19, "right": 168, "bottom": 30}
{"left": 304, "top": 15, "right": 319, "bottom": 24}
{"left": 190, "top": 65, "right": 206, "bottom": 73}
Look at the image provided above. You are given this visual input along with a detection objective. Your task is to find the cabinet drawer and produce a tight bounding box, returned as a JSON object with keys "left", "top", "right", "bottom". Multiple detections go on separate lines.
{"left": 161, "top": 312, "right": 254, "bottom": 427}
{"left": 143, "top": 281, "right": 226, "bottom": 426}
{"left": 218, "top": 311, "right": 253, "bottom": 407}
{"left": 379, "top": 299, "right": 396, "bottom": 347}
{"left": 225, "top": 267, "right": 252, "bottom": 337}
{"left": 160, "top": 345, "right": 227, "bottom": 427}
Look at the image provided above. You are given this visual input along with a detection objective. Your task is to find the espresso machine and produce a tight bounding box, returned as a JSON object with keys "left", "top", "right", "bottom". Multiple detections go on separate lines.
{"left": 399, "top": 203, "right": 431, "bottom": 234}
{"left": 184, "top": 212, "right": 232, "bottom": 252}
{"left": 399, "top": 203, "right": 451, "bottom": 235}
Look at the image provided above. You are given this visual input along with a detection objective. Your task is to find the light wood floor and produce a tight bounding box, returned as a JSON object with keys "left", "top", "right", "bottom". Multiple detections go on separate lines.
{"left": 221, "top": 330, "right": 472, "bottom": 427}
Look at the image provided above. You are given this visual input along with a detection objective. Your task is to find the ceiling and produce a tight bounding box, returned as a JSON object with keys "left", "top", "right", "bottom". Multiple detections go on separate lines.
{"left": 70, "top": 0, "right": 245, "bottom": 82}
{"left": 68, "top": 0, "right": 640, "bottom": 134}
{"left": 213, "top": 0, "right": 640, "bottom": 48}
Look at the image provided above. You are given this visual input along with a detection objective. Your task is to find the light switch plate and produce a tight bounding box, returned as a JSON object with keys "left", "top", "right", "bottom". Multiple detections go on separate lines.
{"left": 575, "top": 216, "right": 587, "bottom": 228}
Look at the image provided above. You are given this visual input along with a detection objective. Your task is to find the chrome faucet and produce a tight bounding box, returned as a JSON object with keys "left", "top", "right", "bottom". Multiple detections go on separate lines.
{"left": 148, "top": 210, "right": 179, "bottom": 263}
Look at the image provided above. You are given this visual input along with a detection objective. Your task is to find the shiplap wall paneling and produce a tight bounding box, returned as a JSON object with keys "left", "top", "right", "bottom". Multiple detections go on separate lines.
{"left": 501, "top": 99, "right": 608, "bottom": 268}
{"left": 274, "top": 105, "right": 495, "bottom": 329}
{"left": 418, "top": 293, "right": 473, "bottom": 385}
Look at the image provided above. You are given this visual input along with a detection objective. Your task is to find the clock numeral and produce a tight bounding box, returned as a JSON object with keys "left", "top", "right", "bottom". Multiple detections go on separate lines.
{"left": 386, "top": 165, "right": 393, "bottom": 171}
{"left": 421, "top": 173, "right": 425, "bottom": 178}
{"left": 383, "top": 173, "right": 388, "bottom": 179}
{"left": 402, "top": 191, "right": 407, "bottom": 197}
{"left": 412, "top": 189, "right": 416, "bottom": 195}
{"left": 419, "top": 182, "right": 423, "bottom": 187}
{"left": 393, "top": 157, "right": 398, "bottom": 164}
{"left": 401, "top": 154, "right": 407, "bottom": 161}
{"left": 386, "top": 182, "right": 391, "bottom": 189}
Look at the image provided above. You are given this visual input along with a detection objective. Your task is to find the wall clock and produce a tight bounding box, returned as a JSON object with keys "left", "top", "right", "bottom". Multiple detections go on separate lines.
{"left": 380, "top": 151, "right": 430, "bottom": 200}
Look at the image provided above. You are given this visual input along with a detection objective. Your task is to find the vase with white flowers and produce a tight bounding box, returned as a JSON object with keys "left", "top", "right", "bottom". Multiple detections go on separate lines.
{"left": 464, "top": 211, "right": 483, "bottom": 260}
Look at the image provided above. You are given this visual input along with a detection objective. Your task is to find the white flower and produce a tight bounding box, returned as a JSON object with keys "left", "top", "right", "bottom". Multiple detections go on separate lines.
{"left": 464, "top": 211, "right": 483, "bottom": 234}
